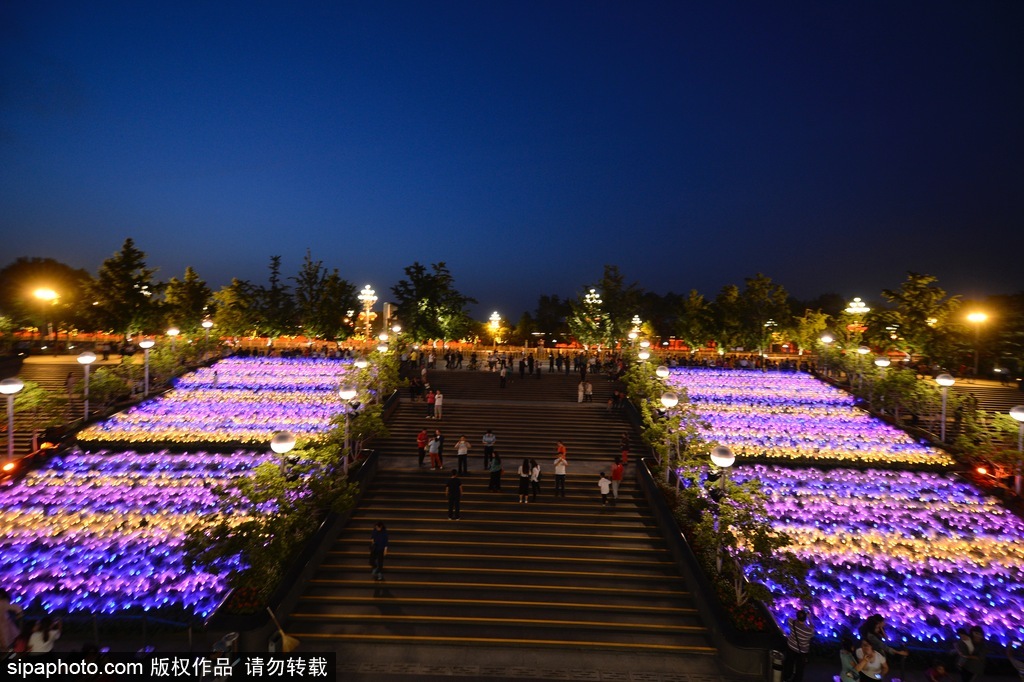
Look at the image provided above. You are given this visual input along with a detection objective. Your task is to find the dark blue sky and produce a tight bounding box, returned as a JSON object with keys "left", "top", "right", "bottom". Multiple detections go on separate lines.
{"left": 2, "top": 1, "right": 1022, "bottom": 318}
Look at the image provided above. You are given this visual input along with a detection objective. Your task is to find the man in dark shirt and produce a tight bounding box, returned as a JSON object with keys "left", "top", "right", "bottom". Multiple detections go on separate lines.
{"left": 445, "top": 469, "right": 464, "bottom": 520}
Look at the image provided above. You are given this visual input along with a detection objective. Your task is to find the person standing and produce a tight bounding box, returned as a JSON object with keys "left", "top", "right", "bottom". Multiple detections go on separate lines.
{"left": 455, "top": 435, "right": 470, "bottom": 475}
{"left": 783, "top": 609, "right": 814, "bottom": 682}
{"left": 445, "top": 469, "right": 463, "bottom": 520}
{"left": 957, "top": 626, "right": 987, "bottom": 682}
{"left": 553, "top": 451, "right": 568, "bottom": 497}
{"left": 487, "top": 453, "right": 503, "bottom": 491}
{"left": 517, "top": 459, "right": 532, "bottom": 503}
{"left": 499, "top": 365, "right": 507, "bottom": 388}
{"left": 434, "top": 390, "right": 444, "bottom": 420}
{"left": 609, "top": 457, "right": 624, "bottom": 505}
{"left": 556, "top": 441, "right": 567, "bottom": 461}
{"left": 428, "top": 436, "right": 442, "bottom": 470}
{"left": 370, "top": 521, "right": 389, "bottom": 581}
{"left": 426, "top": 389, "right": 436, "bottom": 419}
{"left": 26, "top": 616, "right": 61, "bottom": 654}
{"left": 1, "top": 588, "right": 22, "bottom": 651}
{"left": 416, "top": 429, "right": 429, "bottom": 468}
{"left": 481, "top": 430, "right": 496, "bottom": 469}
{"left": 529, "top": 459, "right": 541, "bottom": 502}
{"left": 577, "top": 381, "right": 585, "bottom": 403}
{"left": 598, "top": 472, "right": 611, "bottom": 505}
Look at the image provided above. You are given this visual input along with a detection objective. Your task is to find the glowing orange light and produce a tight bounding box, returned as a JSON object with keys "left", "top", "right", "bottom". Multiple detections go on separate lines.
{"left": 976, "top": 466, "right": 988, "bottom": 475}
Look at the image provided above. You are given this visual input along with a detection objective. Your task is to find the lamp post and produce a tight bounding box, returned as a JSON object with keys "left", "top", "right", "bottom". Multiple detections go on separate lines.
{"left": 270, "top": 430, "right": 296, "bottom": 478}
{"left": 358, "top": 285, "right": 377, "bottom": 341}
{"left": 1, "top": 378, "right": 25, "bottom": 462}
{"left": 1010, "top": 405, "right": 1024, "bottom": 496}
{"left": 855, "top": 346, "right": 870, "bottom": 390}
{"left": 338, "top": 384, "right": 358, "bottom": 475}
{"left": 33, "top": 288, "right": 58, "bottom": 343}
{"left": 138, "top": 339, "right": 155, "bottom": 396}
{"left": 167, "top": 327, "right": 180, "bottom": 353}
{"left": 656, "top": 365, "right": 670, "bottom": 380}
{"left": 489, "top": 311, "right": 501, "bottom": 350}
{"left": 935, "top": 373, "right": 955, "bottom": 443}
{"left": 819, "top": 334, "right": 833, "bottom": 377}
{"left": 872, "top": 357, "right": 890, "bottom": 406}
{"left": 709, "top": 445, "right": 735, "bottom": 572}
{"left": 202, "top": 319, "right": 213, "bottom": 343}
{"left": 966, "top": 312, "right": 988, "bottom": 377}
{"left": 77, "top": 351, "right": 97, "bottom": 421}
{"left": 660, "top": 390, "right": 679, "bottom": 483}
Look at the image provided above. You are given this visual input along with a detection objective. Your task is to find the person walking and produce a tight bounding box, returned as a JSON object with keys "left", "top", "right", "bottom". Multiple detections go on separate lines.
{"left": 487, "top": 453, "right": 503, "bottom": 491}
{"left": 783, "top": 609, "right": 814, "bottom": 682}
{"left": 553, "top": 451, "right": 568, "bottom": 497}
{"left": 416, "top": 429, "right": 429, "bottom": 468}
{"left": 455, "top": 435, "right": 470, "bottom": 475}
{"left": 609, "top": 457, "right": 624, "bottom": 505}
{"left": 517, "top": 458, "right": 532, "bottom": 503}
{"left": 434, "top": 390, "right": 444, "bottom": 420}
{"left": 529, "top": 459, "right": 541, "bottom": 502}
{"left": 369, "top": 521, "right": 389, "bottom": 581}
{"left": 445, "top": 469, "right": 463, "bottom": 520}
{"left": 598, "top": 472, "right": 611, "bottom": 505}
{"left": 481, "top": 429, "right": 496, "bottom": 470}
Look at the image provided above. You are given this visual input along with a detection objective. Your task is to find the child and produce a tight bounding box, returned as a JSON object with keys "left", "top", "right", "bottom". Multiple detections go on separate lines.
{"left": 598, "top": 472, "right": 611, "bottom": 505}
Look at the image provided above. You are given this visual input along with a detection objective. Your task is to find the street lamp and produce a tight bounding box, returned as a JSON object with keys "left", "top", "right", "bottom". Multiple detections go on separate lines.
{"left": 166, "top": 327, "right": 180, "bottom": 352}
{"left": 202, "top": 319, "right": 214, "bottom": 342}
{"left": 819, "top": 334, "right": 834, "bottom": 376}
{"left": 709, "top": 445, "right": 735, "bottom": 572}
{"left": 872, "top": 357, "right": 890, "bottom": 406}
{"left": 656, "top": 365, "right": 670, "bottom": 379}
{"left": 845, "top": 297, "right": 871, "bottom": 315}
{"left": 1, "top": 378, "right": 25, "bottom": 462}
{"left": 354, "top": 357, "right": 369, "bottom": 370}
{"left": 935, "top": 373, "right": 956, "bottom": 443}
{"left": 856, "top": 345, "right": 870, "bottom": 389}
{"left": 33, "top": 288, "right": 59, "bottom": 343}
{"left": 489, "top": 311, "right": 501, "bottom": 350}
{"left": 358, "top": 285, "right": 377, "bottom": 340}
{"left": 138, "top": 339, "right": 155, "bottom": 396}
{"left": 660, "top": 390, "right": 679, "bottom": 483}
{"left": 638, "top": 349, "right": 651, "bottom": 361}
{"left": 270, "top": 430, "right": 296, "bottom": 477}
{"left": 338, "top": 384, "right": 358, "bottom": 475}
{"left": 966, "top": 312, "right": 988, "bottom": 377}
{"left": 77, "top": 351, "right": 97, "bottom": 421}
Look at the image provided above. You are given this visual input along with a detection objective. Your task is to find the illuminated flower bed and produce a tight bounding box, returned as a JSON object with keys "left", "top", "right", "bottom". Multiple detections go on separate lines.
{"left": 731, "top": 465, "right": 1024, "bottom": 647}
{"left": 79, "top": 357, "right": 353, "bottom": 445}
{"left": 0, "top": 449, "right": 273, "bottom": 618}
{"left": 667, "top": 368, "right": 954, "bottom": 467}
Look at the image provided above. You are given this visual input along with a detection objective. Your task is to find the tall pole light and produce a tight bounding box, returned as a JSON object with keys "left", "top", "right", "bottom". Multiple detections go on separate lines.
{"left": 358, "top": 285, "right": 377, "bottom": 341}
{"left": 270, "top": 431, "right": 296, "bottom": 478}
{"left": 33, "top": 288, "right": 58, "bottom": 343}
{"left": 338, "top": 384, "right": 358, "bottom": 475}
{"left": 935, "top": 373, "right": 955, "bottom": 443}
{"left": 1010, "top": 405, "right": 1024, "bottom": 496}
{"left": 660, "top": 390, "right": 679, "bottom": 483}
{"left": 139, "top": 339, "right": 155, "bottom": 396}
{"left": 872, "top": 357, "right": 890, "bottom": 406}
{"left": 856, "top": 345, "right": 870, "bottom": 390}
{"left": 1, "top": 378, "right": 25, "bottom": 462}
{"left": 77, "top": 351, "right": 97, "bottom": 421}
{"left": 489, "top": 311, "right": 501, "bottom": 350}
{"left": 202, "top": 318, "right": 214, "bottom": 343}
{"left": 709, "top": 445, "right": 735, "bottom": 571}
{"left": 167, "top": 327, "right": 180, "bottom": 352}
{"left": 819, "top": 334, "right": 834, "bottom": 377}
{"left": 966, "top": 312, "right": 988, "bottom": 377}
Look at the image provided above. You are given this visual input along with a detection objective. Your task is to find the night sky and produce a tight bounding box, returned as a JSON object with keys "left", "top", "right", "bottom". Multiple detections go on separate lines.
{"left": 2, "top": 1, "right": 1022, "bottom": 318}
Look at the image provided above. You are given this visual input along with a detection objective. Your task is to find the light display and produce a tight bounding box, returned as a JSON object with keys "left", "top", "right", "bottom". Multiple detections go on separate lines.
{"left": 78, "top": 357, "right": 353, "bottom": 445}
{"left": 731, "top": 465, "right": 1024, "bottom": 647}
{"left": 0, "top": 449, "right": 273, "bottom": 617}
{"left": 666, "top": 368, "right": 954, "bottom": 467}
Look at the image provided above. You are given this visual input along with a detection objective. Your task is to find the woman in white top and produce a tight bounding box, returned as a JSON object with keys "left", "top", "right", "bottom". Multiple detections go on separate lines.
{"left": 433, "top": 390, "right": 444, "bottom": 419}
{"left": 529, "top": 459, "right": 541, "bottom": 502}
{"left": 27, "top": 616, "right": 61, "bottom": 654}
{"left": 855, "top": 639, "right": 888, "bottom": 681}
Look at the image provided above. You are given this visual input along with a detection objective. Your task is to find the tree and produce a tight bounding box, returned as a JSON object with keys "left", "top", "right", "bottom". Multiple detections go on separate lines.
{"left": 568, "top": 266, "right": 644, "bottom": 348}
{"left": 163, "top": 267, "right": 213, "bottom": 333}
{"left": 712, "top": 285, "right": 743, "bottom": 351}
{"left": 790, "top": 309, "right": 831, "bottom": 354}
{"left": 85, "top": 238, "right": 162, "bottom": 338}
{"left": 390, "top": 262, "right": 476, "bottom": 341}
{"left": 533, "top": 294, "right": 571, "bottom": 345}
{"left": 291, "top": 251, "right": 357, "bottom": 341}
{"left": 213, "top": 279, "right": 260, "bottom": 337}
{"left": 567, "top": 287, "right": 605, "bottom": 348}
{"left": 737, "top": 273, "right": 790, "bottom": 353}
{"left": 676, "top": 289, "right": 714, "bottom": 351}
{"left": 881, "top": 272, "right": 961, "bottom": 361}
{"left": 254, "top": 256, "right": 296, "bottom": 338}
{"left": 0, "top": 257, "right": 93, "bottom": 332}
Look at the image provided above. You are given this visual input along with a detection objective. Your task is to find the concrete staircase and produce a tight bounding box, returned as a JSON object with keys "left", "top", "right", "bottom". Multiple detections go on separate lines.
{"left": 285, "top": 369, "right": 723, "bottom": 673}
